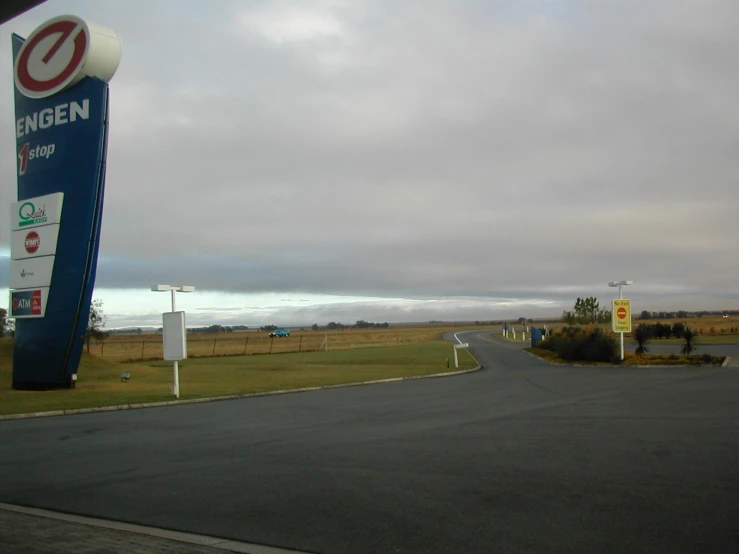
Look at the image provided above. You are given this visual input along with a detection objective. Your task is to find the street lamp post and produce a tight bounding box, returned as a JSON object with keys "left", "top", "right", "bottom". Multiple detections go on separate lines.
{"left": 151, "top": 285, "right": 195, "bottom": 398}
{"left": 609, "top": 280, "right": 633, "bottom": 361}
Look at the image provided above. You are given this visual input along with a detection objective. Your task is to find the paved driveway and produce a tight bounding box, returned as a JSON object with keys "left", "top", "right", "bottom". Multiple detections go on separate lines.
{"left": 1, "top": 331, "right": 738, "bottom": 553}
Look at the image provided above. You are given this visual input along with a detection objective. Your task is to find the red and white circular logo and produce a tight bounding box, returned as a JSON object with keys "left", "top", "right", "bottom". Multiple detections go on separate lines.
{"left": 14, "top": 15, "right": 90, "bottom": 99}
{"left": 25, "top": 231, "right": 41, "bottom": 254}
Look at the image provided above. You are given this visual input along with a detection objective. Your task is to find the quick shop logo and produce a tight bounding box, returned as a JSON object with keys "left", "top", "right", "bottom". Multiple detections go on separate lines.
{"left": 18, "top": 201, "right": 47, "bottom": 227}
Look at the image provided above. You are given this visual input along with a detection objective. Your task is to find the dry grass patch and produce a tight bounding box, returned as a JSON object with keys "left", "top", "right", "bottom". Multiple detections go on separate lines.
{"left": 85, "top": 325, "right": 485, "bottom": 362}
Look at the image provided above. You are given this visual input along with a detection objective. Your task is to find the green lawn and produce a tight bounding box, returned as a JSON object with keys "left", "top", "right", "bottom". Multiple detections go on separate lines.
{"left": 0, "top": 340, "right": 477, "bottom": 416}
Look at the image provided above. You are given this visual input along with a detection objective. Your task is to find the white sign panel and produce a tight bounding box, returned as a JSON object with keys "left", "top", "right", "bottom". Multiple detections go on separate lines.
{"left": 11, "top": 192, "right": 64, "bottom": 231}
{"left": 11, "top": 225, "right": 60, "bottom": 260}
{"left": 163, "top": 311, "right": 188, "bottom": 361}
{"left": 10, "top": 256, "right": 55, "bottom": 289}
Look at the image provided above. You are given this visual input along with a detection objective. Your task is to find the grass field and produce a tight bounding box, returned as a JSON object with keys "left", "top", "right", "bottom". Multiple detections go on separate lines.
{"left": 85, "top": 325, "right": 485, "bottom": 362}
{"left": 88, "top": 318, "right": 739, "bottom": 362}
{"left": 0, "top": 338, "right": 477, "bottom": 417}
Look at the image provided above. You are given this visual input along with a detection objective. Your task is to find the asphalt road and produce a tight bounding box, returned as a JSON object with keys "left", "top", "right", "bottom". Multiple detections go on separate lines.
{"left": 1, "top": 331, "right": 738, "bottom": 553}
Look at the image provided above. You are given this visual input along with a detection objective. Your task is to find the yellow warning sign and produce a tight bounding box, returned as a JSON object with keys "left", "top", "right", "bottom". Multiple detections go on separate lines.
{"left": 612, "top": 299, "right": 631, "bottom": 333}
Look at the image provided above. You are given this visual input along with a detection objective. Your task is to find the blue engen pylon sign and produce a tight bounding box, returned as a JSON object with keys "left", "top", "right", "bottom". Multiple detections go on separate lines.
{"left": 10, "top": 15, "right": 122, "bottom": 390}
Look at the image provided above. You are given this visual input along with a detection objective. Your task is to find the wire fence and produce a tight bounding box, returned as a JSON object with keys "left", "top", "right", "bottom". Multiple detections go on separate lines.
{"left": 90, "top": 332, "right": 427, "bottom": 363}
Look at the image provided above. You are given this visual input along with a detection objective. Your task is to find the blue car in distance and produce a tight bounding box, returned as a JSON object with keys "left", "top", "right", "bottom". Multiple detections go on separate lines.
{"left": 269, "top": 329, "right": 290, "bottom": 338}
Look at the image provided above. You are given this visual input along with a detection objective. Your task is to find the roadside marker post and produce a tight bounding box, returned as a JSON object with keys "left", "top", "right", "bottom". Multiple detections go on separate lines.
{"left": 453, "top": 343, "right": 469, "bottom": 368}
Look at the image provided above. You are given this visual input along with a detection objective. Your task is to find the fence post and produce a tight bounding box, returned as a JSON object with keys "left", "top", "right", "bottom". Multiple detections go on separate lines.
{"left": 212, "top": 336, "right": 218, "bottom": 357}
{"left": 243, "top": 336, "right": 249, "bottom": 355}
{"left": 141, "top": 339, "right": 145, "bottom": 361}
{"left": 299, "top": 334, "right": 303, "bottom": 353}
{"left": 269, "top": 337, "right": 274, "bottom": 354}
{"left": 101, "top": 340, "right": 105, "bottom": 358}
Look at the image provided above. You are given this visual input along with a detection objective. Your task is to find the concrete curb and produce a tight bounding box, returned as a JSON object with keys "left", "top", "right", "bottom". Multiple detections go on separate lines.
{"left": 0, "top": 361, "right": 482, "bottom": 422}
{"left": 0, "top": 502, "right": 309, "bottom": 553}
{"left": 522, "top": 348, "right": 730, "bottom": 369}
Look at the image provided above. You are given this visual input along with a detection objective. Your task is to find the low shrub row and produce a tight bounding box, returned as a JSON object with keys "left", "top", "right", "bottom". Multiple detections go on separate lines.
{"left": 537, "top": 327, "right": 618, "bottom": 363}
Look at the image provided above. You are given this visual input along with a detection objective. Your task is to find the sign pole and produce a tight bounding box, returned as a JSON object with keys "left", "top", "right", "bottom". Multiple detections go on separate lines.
{"left": 171, "top": 288, "right": 179, "bottom": 398}
{"left": 618, "top": 283, "right": 624, "bottom": 361}
{"left": 609, "top": 280, "right": 633, "bottom": 362}
{"left": 153, "top": 285, "right": 194, "bottom": 399}
{"left": 611, "top": 293, "right": 631, "bottom": 361}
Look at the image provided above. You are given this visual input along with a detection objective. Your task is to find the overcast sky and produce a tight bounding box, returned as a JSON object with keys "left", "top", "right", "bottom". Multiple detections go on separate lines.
{"left": 1, "top": 0, "right": 738, "bottom": 328}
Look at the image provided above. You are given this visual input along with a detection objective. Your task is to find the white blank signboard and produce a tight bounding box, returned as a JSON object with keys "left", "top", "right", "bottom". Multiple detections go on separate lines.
{"left": 163, "top": 311, "right": 187, "bottom": 361}
{"left": 10, "top": 255, "right": 56, "bottom": 289}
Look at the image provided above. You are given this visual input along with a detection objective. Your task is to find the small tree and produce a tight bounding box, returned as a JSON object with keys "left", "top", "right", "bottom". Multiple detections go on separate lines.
{"left": 562, "top": 310, "right": 576, "bottom": 325}
{"left": 680, "top": 326, "right": 698, "bottom": 357}
{"left": 632, "top": 324, "right": 651, "bottom": 357}
{"left": 573, "top": 297, "right": 601, "bottom": 324}
{"left": 86, "top": 299, "right": 108, "bottom": 353}
{"left": 0, "top": 307, "right": 7, "bottom": 338}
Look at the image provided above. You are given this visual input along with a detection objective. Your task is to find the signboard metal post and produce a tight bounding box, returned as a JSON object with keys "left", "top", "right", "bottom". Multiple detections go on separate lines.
{"left": 152, "top": 285, "right": 195, "bottom": 398}
{"left": 609, "top": 280, "right": 634, "bottom": 361}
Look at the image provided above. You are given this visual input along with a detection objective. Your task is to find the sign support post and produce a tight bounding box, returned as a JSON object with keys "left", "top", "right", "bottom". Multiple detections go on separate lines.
{"left": 152, "top": 285, "right": 195, "bottom": 398}
{"left": 609, "top": 280, "right": 634, "bottom": 361}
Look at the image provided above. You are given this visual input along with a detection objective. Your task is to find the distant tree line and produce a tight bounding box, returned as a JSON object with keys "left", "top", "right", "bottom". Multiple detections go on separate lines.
{"left": 150, "top": 325, "right": 250, "bottom": 334}
{"left": 189, "top": 325, "right": 249, "bottom": 333}
{"left": 311, "top": 320, "right": 390, "bottom": 331}
{"left": 638, "top": 310, "right": 738, "bottom": 320}
{"left": 109, "top": 327, "right": 144, "bottom": 335}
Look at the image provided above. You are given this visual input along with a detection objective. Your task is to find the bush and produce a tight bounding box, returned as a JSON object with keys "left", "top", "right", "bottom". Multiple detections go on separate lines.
{"left": 537, "top": 327, "right": 618, "bottom": 363}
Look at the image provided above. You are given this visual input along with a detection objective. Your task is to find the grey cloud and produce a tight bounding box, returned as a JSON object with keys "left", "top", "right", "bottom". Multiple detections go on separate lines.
{"left": 2, "top": 0, "right": 739, "bottom": 323}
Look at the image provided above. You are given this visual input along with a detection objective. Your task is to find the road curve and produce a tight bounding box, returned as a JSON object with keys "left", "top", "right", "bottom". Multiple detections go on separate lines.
{"left": 1, "top": 330, "right": 738, "bottom": 553}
